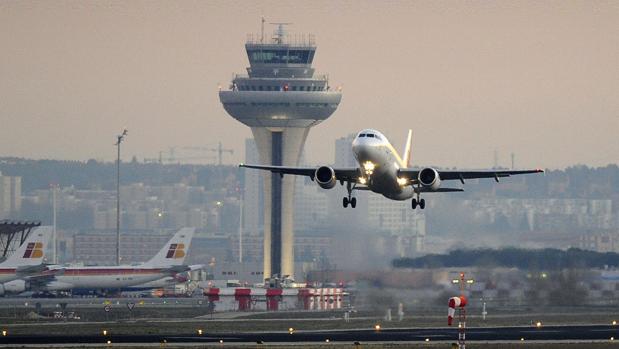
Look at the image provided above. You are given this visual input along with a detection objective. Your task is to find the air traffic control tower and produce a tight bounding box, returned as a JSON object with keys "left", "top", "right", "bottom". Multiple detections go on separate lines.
{"left": 219, "top": 23, "right": 342, "bottom": 279}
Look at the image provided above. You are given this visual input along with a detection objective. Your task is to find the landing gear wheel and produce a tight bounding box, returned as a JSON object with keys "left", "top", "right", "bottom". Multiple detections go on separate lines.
{"left": 411, "top": 198, "right": 418, "bottom": 209}
{"left": 343, "top": 197, "right": 349, "bottom": 208}
{"left": 420, "top": 198, "right": 426, "bottom": 209}
{"left": 350, "top": 197, "right": 357, "bottom": 208}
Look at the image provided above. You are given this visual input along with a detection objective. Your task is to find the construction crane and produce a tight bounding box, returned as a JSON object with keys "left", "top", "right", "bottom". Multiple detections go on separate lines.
{"left": 183, "top": 142, "right": 234, "bottom": 165}
{"left": 144, "top": 147, "right": 216, "bottom": 164}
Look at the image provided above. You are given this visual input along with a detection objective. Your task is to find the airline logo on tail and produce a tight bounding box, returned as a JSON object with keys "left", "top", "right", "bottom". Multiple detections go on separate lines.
{"left": 165, "top": 243, "right": 186, "bottom": 259}
{"left": 22, "top": 242, "right": 44, "bottom": 259}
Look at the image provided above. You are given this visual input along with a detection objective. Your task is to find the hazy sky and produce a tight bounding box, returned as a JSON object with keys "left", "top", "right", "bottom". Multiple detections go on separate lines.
{"left": 1, "top": 1, "right": 617, "bottom": 169}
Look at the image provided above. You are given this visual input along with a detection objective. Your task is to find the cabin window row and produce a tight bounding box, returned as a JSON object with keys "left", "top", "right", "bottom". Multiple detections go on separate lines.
{"left": 235, "top": 85, "right": 325, "bottom": 92}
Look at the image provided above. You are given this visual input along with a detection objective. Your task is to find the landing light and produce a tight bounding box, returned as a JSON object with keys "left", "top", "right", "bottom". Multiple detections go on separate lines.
{"left": 288, "top": 327, "right": 294, "bottom": 334}
{"left": 197, "top": 329, "right": 203, "bottom": 335}
{"left": 363, "top": 161, "right": 375, "bottom": 174}
{"left": 374, "top": 324, "right": 381, "bottom": 331}
{"left": 613, "top": 320, "right": 617, "bottom": 325}
{"left": 2, "top": 330, "right": 6, "bottom": 336}
{"left": 425, "top": 338, "right": 430, "bottom": 342}
{"left": 359, "top": 177, "right": 367, "bottom": 185}
{"left": 102, "top": 330, "right": 108, "bottom": 336}
{"left": 536, "top": 321, "right": 542, "bottom": 328}
{"left": 397, "top": 177, "right": 407, "bottom": 186}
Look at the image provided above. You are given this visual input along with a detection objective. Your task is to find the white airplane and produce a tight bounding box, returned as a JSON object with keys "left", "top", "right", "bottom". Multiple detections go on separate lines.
{"left": 34, "top": 228, "right": 195, "bottom": 291}
{"left": 0, "top": 226, "right": 52, "bottom": 284}
{"left": 123, "top": 264, "right": 204, "bottom": 291}
{"left": 241, "top": 129, "right": 544, "bottom": 209}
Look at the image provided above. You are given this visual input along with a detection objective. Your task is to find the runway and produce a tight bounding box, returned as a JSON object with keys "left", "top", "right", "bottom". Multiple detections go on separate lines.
{"left": 1, "top": 324, "right": 617, "bottom": 345}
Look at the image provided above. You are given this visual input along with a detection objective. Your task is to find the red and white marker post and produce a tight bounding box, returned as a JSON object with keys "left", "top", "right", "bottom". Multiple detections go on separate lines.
{"left": 448, "top": 272, "right": 473, "bottom": 349}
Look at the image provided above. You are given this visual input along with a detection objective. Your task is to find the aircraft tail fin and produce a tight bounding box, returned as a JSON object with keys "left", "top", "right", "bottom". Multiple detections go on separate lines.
{"left": 2, "top": 226, "right": 52, "bottom": 267}
{"left": 402, "top": 129, "right": 413, "bottom": 167}
{"left": 142, "top": 228, "right": 195, "bottom": 268}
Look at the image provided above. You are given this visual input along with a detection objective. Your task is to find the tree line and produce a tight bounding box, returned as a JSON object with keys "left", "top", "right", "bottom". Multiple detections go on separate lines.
{"left": 392, "top": 247, "right": 619, "bottom": 270}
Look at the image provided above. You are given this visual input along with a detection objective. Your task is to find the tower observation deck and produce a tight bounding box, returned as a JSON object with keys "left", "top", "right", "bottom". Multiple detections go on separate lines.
{"left": 219, "top": 23, "right": 342, "bottom": 279}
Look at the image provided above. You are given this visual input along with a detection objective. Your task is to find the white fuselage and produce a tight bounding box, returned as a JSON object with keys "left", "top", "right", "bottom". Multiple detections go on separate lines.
{"left": 42, "top": 266, "right": 172, "bottom": 291}
{"left": 352, "top": 129, "right": 414, "bottom": 201}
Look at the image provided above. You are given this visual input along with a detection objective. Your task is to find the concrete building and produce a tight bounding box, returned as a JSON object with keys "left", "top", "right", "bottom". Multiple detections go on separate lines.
{"left": 220, "top": 24, "right": 342, "bottom": 278}
{"left": 0, "top": 172, "right": 21, "bottom": 216}
{"left": 334, "top": 133, "right": 357, "bottom": 167}
{"left": 73, "top": 232, "right": 171, "bottom": 265}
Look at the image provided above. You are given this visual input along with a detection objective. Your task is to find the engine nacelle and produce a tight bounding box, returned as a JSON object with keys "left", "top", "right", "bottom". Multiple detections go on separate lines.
{"left": 314, "top": 166, "right": 337, "bottom": 189}
{"left": 0, "top": 280, "right": 27, "bottom": 296}
{"left": 418, "top": 167, "right": 441, "bottom": 191}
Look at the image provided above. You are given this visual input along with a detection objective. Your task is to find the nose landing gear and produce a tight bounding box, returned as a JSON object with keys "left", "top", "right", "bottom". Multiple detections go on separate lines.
{"left": 343, "top": 181, "right": 357, "bottom": 208}
{"left": 343, "top": 196, "right": 357, "bottom": 208}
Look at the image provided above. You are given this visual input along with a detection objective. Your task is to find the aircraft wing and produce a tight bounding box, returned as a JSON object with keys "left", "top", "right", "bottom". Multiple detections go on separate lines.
{"left": 240, "top": 164, "right": 360, "bottom": 182}
{"left": 399, "top": 168, "right": 544, "bottom": 183}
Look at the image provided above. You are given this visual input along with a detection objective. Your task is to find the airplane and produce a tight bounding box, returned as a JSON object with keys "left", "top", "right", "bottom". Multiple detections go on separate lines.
{"left": 0, "top": 226, "right": 52, "bottom": 285}
{"left": 32, "top": 228, "right": 195, "bottom": 292}
{"left": 122, "top": 264, "right": 204, "bottom": 292}
{"left": 240, "top": 129, "right": 544, "bottom": 209}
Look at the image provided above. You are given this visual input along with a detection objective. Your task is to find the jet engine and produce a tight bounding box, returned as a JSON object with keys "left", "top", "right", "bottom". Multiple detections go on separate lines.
{"left": 418, "top": 167, "right": 441, "bottom": 191}
{"left": 0, "top": 280, "right": 27, "bottom": 296}
{"left": 314, "top": 166, "right": 337, "bottom": 189}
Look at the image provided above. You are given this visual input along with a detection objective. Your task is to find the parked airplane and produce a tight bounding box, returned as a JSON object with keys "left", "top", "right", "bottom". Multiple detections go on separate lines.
{"left": 33, "top": 228, "right": 195, "bottom": 291}
{"left": 123, "top": 264, "right": 204, "bottom": 291}
{"left": 241, "top": 129, "right": 544, "bottom": 209}
{"left": 0, "top": 226, "right": 52, "bottom": 285}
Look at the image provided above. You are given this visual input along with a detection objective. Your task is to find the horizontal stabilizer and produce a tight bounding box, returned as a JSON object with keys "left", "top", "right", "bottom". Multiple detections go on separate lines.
{"left": 161, "top": 265, "right": 191, "bottom": 274}
{"left": 16, "top": 264, "right": 48, "bottom": 276}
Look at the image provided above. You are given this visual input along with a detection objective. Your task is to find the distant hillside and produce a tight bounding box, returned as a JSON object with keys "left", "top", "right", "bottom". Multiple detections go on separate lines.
{"left": 393, "top": 247, "right": 619, "bottom": 270}
{"left": 0, "top": 157, "right": 241, "bottom": 192}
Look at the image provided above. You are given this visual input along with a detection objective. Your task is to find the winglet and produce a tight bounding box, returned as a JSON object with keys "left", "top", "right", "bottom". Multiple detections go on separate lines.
{"left": 402, "top": 129, "right": 413, "bottom": 167}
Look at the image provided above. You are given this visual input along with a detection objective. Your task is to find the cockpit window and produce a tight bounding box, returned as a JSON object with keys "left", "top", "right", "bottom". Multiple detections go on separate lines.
{"left": 358, "top": 134, "right": 366, "bottom": 137}
{"left": 367, "top": 134, "right": 375, "bottom": 138}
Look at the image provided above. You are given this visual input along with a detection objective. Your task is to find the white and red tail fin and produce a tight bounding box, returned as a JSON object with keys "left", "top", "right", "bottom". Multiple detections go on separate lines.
{"left": 402, "top": 129, "right": 413, "bottom": 167}
{"left": 142, "top": 228, "right": 195, "bottom": 268}
{"left": 2, "top": 226, "right": 52, "bottom": 267}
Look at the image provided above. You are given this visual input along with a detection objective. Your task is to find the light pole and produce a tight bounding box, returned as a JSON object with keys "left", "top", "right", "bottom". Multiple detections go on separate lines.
{"left": 239, "top": 192, "right": 243, "bottom": 263}
{"left": 50, "top": 184, "right": 58, "bottom": 264}
{"left": 115, "top": 129, "right": 128, "bottom": 265}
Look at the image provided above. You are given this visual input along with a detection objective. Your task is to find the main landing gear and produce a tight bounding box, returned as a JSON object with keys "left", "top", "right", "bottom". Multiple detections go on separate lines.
{"left": 343, "top": 181, "right": 357, "bottom": 208}
{"left": 412, "top": 188, "right": 426, "bottom": 210}
{"left": 411, "top": 198, "right": 425, "bottom": 210}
